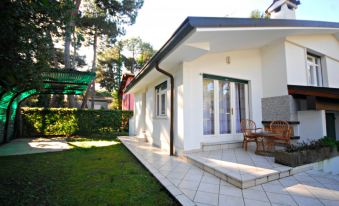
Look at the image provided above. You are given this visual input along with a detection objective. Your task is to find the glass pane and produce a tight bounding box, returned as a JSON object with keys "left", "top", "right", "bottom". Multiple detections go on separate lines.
{"left": 161, "top": 93, "right": 166, "bottom": 115}
{"left": 235, "top": 83, "right": 246, "bottom": 133}
{"left": 219, "top": 80, "right": 231, "bottom": 134}
{"left": 203, "top": 79, "right": 214, "bottom": 135}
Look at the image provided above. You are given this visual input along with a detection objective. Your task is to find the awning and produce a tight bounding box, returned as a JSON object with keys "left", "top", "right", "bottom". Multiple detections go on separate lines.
{"left": 0, "top": 69, "right": 95, "bottom": 143}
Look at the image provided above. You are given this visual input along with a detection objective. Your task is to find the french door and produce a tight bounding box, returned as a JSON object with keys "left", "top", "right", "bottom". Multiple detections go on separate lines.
{"left": 203, "top": 74, "right": 249, "bottom": 136}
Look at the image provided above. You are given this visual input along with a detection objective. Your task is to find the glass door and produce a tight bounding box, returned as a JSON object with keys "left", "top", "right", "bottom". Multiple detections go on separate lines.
{"left": 203, "top": 75, "right": 249, "bottom": 136}
{"left": 219, "top": 80, "right": 232, "bottom": 134}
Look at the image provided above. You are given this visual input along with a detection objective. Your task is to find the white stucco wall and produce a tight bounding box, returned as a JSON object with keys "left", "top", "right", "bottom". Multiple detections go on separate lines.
{"left": 286, "top": 35, "right": 339, "bottom": 88}
{"left": 286, "top": 35, "right": 339, "bottom": 60}
{"left": 183, "top": 49, "right": 263, "bottom": 151}
{"left": 131, "top": 66, "right": 184, "bottom": 153}
{"left": 325, "top": 57, "right": 339, "bottom": 88}
{"left": 261, "top": 41, "right": 288, "bottom": 98}
{"left": 285, "top": 42, "right": 308, "bottom": 86}
{"left": 298, "top": 110, "right": 326, "bottom": 142}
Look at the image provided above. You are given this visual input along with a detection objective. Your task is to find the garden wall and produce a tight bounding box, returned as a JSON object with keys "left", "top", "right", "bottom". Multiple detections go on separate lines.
{"left": 19, "top": 107, "right": 133, "bottom": 137}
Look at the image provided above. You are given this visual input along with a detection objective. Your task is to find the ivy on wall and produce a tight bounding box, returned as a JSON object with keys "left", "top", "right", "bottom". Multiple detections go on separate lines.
{"left": 21, "top": 108, "right": 133, "bottom": 136}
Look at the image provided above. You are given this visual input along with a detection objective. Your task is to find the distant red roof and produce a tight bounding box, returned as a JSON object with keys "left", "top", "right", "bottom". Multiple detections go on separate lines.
{"left": 119, "top": 74, "right": 134, "bottom": 95}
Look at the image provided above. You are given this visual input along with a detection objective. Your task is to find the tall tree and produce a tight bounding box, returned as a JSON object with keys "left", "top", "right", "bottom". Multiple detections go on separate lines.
{"left": 0, "top": 0, "right": 69, "bottom": 88}
{"left": 80, "top": 0, "right": 143, "bottom": 109}
{"left": 97, "top": 41, "right": 125, "bottom": 92}
{"left": 64, "top": 0, "right": 82, "bottom": 70}
{"left": 124, "top": 37, "right": 141, "bottom": 74}
{"left": 124, "top": 37, "right": 155, "bottom": 74}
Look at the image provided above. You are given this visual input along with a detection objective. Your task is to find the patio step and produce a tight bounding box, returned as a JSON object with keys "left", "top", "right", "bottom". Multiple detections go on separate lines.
{"left": 185, "top": 150, "right": 300, "bottom": 189}
{"left": 200, "top": 141, "right": 242, "bottom": 152}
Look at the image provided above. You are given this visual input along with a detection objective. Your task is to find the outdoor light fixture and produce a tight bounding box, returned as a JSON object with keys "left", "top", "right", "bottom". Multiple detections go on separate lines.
{"left": 226, "top": 56, "right": 231, "bottom": 64}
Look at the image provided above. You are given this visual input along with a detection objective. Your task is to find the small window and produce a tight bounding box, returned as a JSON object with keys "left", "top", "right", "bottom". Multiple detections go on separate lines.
{"left": 155, "top": 81, "right": 167, "bottom": 116}
{"left": 307, "top": 53, "right": 323, "bottom": 87}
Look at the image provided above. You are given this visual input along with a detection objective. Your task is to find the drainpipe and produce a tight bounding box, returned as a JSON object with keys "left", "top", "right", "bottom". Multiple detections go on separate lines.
{"left": 155, "top": 63, "right": 174, "bottom": 156}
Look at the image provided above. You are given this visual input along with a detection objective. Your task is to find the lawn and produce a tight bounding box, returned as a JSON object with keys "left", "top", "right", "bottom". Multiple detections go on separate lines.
{"left": 0, "top": 135, "right": 180, "bottom": 206}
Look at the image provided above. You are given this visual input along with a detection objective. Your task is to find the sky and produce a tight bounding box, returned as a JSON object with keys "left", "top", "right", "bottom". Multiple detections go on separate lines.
{"left": 123, "top": 0, "right": 339, "bottom": 50}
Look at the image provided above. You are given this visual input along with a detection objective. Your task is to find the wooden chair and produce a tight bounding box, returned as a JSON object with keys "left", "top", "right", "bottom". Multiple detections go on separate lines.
{"left": 267, "top": 120, "right": 291, "bottom": 151}
{"left": 240, "top": 119, "right": 264, "bottom": 151}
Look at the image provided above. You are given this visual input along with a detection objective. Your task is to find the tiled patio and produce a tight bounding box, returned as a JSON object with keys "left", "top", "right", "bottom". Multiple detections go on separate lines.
{"left": 119, "top": 136, "right": 339, "bottom": 206}
{"left": 186, "top": 147, "right": 292, "bottom": 189}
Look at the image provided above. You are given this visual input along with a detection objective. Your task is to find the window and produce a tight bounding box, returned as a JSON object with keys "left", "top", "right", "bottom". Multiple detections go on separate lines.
{"left": 155, "top": 81, "right": 167, "bottom": 116}
{"left": 307, "top": 53, "right": 322, "bottom": 87}
{"left": 203, "top": 74, "right": 249, "bottom": 136}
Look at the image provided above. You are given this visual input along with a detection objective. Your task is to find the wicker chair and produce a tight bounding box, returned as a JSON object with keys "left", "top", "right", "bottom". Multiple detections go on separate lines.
{"left": 267, "top": 120, "right": 291, "bottom": 151}
{"left": 240, "top": 119, "right": 264, "bottom": 151}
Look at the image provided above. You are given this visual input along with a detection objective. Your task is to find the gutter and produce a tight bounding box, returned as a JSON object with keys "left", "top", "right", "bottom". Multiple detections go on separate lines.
{"left": 156, "top": 63, "right": 174, "bottom": 156}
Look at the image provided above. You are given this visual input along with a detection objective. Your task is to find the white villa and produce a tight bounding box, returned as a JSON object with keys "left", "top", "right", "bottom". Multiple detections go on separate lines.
{"left": 126, "top": 0, "right": 339, "bottom": 155}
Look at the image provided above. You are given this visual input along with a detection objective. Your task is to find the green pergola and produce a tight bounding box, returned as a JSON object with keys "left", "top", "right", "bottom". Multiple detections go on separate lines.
{"left": 0, "top": 69, "right": 95, "bottom": 144}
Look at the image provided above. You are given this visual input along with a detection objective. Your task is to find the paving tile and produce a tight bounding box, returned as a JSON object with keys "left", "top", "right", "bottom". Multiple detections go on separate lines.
{"left": 167, "top": 176, "right": 182, "bottom": 186}
{"left": 175, "top": 194, "right": 195, "bottom": 206}
{"left": 179, "top": 180, "right": 200, "bottom": 191}
{"left": 242, "top": 189, "right": 269, "bottom": 202}
{"left": 305, "top": 185, "right": 339, "bottom": 201}
{"left": 166, "top": 185, "right": 183, "bottom": 196}
{"left": 194, "top": 191, "right": 219, "bottom": 206}
{"left": 218, "top": 194, "right": 244, "bottom": 206}
{"left": 246, "top": 184, "right": 264, "bottom": 191}
{"left": 183, "top": 173, "right": 203, "bottom": 182}
{"left": 262, "top": 182, "right": 288, "bottom": 194}
{"left": 266, "top": 192, "right": 297, "bottom": 206}
{"left": 219, "top": 184, "right": 242, "bottom": 197}
{"left": 243, "top": 199, "right": 271, "bottom": 206}
{"left": 291, "top": 194, "right": 323, "bottom": 206}
{"left": 198, "top": 182, "right": 220, "bottom": 194}
{"left": 319, "top": 199, "right": 339, "bottom": 206}
{"left": 201, "top": 174, "right": 221, "bottom": 184}
{"left": 180, "top": 188, "right": 196, "bottom": 200}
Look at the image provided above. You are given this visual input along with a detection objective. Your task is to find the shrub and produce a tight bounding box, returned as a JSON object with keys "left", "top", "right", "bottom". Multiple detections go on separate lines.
{"left": 20, "top": 107, "right": 133, "bottom": 136}
{"left": 285, "top": 136, "right": 337, "bottom": 153}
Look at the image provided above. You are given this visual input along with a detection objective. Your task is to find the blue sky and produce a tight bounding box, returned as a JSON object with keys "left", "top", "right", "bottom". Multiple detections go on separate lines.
{"left": 124, "top": 0, "right": 339, "bottom": 49}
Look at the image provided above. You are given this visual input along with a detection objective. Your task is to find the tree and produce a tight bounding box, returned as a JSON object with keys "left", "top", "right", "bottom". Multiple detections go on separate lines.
{"left": 250, "top": 9, "right": 270, "bottom": 19}
{"left": 0, "top": 0, "right": 69, "bottom": 88}
{"left": 124, "top": 37, "right": 142, "bottom": 73}
{"left": 124, "top": 37, "right": 155, "bottom": 74}
{"left": 97, "top": 41, "right": 124, "bottom": 92}
{"left": 79, "top": 0, "right": 144, "bottom": 109}
{"left": 137, "top": 42, "right": 155, "bottom": 68}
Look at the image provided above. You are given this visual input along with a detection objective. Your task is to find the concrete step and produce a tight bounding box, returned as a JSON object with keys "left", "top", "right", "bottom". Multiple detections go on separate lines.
{"left": 185, "top": 152, "right": 295, "bottom": 189}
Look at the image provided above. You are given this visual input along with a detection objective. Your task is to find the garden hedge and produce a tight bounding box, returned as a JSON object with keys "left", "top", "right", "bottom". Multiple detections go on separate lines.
{"left": 20, "top": 107, "right": 133, "bottom": 136}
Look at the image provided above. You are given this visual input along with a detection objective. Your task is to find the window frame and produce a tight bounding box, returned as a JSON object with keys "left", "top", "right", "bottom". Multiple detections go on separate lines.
{"left": 202, "top": 74, "right": 250, "bottom": 136}
{"left": 155, "top": 81, "right": 167, "bottom": 117}
{"left": 306, "top": 53, "right": 323, "bottom": 87}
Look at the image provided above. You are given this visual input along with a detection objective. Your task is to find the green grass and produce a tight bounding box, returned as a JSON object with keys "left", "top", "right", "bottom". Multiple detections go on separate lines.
{"left": 0, "top": 135, "right": 180, "bottom": 206}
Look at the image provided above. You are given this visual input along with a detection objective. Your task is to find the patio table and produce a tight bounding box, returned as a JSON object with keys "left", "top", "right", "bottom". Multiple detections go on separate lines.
{"left": 251, "top": 131, "right": 281, "bottom": 153}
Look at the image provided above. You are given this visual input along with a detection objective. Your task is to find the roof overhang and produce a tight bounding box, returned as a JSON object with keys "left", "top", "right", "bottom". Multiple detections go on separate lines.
{"left": 125, "top": 17, "right": 339, "bottom": 93}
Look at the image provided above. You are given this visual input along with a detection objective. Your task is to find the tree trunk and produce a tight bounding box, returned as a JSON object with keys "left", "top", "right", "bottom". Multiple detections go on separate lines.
{"left": 64, "top": 0, "right": 81, "bottom": 70}
{"left": 81, "top": 29, "right": 97, "bottom": 109}
{"left": 64, "top": 0, "right": 81, "bottom": 108}
{"left": 90, "top": 29, "right": 98, "bottom": 109}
